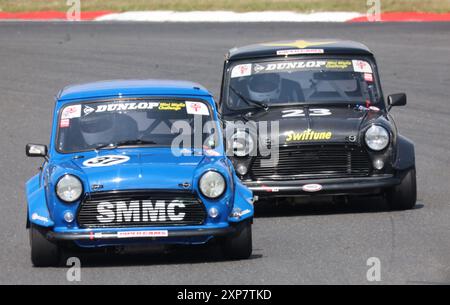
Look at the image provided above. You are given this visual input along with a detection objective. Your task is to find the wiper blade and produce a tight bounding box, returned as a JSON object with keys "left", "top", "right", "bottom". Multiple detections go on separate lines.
{"left": 94, "top": 143, "right": 117, "bottom": 150}
{"left": 95, "top": 139, "right": 157, "bottom": 150}
{"left": 300, "top": 101, "right": 360, "bottom": 106}
{"left": 229, "top": 85, "right": 269, "bottom": 111}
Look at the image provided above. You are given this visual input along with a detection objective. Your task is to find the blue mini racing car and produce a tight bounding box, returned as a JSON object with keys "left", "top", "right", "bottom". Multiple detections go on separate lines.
{"left": 25, "top": 80, "right": 254, "bottom": 266}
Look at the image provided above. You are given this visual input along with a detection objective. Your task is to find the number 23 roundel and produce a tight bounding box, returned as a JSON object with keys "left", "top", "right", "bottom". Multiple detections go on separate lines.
{"left": 282, "top": 108, "right": 332, "bottom": 118}
{"left": 83, "top": 155, "right": 130, "bottom": 167}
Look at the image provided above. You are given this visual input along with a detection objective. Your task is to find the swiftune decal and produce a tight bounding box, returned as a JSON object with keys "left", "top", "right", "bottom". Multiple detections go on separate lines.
{"left": 286, "top": 129, "right": 333, "bottom": 142}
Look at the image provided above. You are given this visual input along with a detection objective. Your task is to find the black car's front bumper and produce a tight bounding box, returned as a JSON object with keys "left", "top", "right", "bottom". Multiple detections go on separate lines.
{"left": 244, "top": 174, "right": 401, "bottom": 198}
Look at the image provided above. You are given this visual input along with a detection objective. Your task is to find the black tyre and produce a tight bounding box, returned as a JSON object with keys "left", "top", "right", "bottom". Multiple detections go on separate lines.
{"left": 222, "top": 221, "right": 252, "bottom": 260}
{"left": 386, "top": 168, "right": 417, "bottom": 211}
{"left": 29, "top": 224, "right": 60, "bottom": 267}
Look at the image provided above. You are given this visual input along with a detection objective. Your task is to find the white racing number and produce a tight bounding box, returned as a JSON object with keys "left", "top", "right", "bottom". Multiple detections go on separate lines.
{"left": 282, "top": 108, "right": 332, "bottom": 118}
{"left": 82, "top": 155, "right": 130, "bottom": 167}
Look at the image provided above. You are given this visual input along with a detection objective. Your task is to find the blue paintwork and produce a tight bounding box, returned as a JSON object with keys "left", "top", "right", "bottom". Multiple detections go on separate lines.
{"left": 57, "top": 79, "right": 211, "bottom": 102}
{"left": 25, "top": 80, "right": 254, "bottom": 248}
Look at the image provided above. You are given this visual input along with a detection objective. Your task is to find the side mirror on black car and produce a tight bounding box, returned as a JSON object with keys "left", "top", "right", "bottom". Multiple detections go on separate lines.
{"left": 388, "top": 93, "right": 407, "bottom": 110}
{"left": 26, "top": 144, "right": 48, "bottom": 158}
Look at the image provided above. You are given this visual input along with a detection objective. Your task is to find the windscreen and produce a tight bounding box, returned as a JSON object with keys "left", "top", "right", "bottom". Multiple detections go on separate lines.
{"left": 226, "top": 58, "right": 380, "bottom": 110}
{"left": 56, "top": 99, "right": 217, "bottom": 153}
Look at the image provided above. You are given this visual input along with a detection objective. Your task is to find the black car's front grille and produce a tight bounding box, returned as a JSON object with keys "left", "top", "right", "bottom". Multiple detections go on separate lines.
{"left": 251, "top": 145, "right": 371, "bottom": 180}
{"left": 77, "top": 191, "right": 206, "bottom": 228}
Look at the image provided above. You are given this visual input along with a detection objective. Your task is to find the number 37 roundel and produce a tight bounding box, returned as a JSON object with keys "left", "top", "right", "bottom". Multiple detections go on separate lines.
{"left": 83, "top": 155, "right": 130, "bottom": 167}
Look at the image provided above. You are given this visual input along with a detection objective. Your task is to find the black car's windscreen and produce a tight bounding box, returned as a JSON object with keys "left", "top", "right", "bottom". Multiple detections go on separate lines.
{"left": 57, "top": 100, "right": 217, "bottom": 153}
{"left": 226, "top": 58, "right": 380, "bottom": 110}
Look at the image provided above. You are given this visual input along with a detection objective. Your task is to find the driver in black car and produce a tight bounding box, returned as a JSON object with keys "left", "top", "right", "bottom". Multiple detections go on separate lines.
{"left": 245, "top": 74, "right": 305, "bottom": 104}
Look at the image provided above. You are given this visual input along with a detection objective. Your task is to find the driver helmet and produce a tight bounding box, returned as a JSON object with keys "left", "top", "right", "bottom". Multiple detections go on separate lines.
{"left": 80, "top": 113, "right": 115, "bottom": 146}
{"left": 247, "top": 74, "right": 281, "bottom": 102}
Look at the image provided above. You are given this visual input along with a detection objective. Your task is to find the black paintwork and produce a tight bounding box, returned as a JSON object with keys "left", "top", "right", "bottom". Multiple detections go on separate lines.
{"left": 220, "top": 39, "right": 415, "bottom": 198}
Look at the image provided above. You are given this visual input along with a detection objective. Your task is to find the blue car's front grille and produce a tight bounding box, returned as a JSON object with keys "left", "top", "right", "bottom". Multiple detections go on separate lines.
{"left": 77, "top": 191, "right": 207, "bottom": 228}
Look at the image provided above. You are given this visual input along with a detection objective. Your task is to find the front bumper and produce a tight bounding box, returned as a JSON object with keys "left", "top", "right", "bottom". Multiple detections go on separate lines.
{"left": 47, "top": 226, "right": 236, "bottom": 242}
{"left": 244, "top": 174, "right": 401, "bottom": 198}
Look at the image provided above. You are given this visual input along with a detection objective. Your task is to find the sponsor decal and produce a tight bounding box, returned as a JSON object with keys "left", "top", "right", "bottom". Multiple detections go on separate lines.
{"left": 247, "top": 59, "right": 370, "bottom": 75}
{"left": 83, "top": 155, "right": 130, "bottom": 167}
{"left": 83, "top": 105, "right": 95, "bottom": 116}
{"left": 231, "top": 64, "right": 252, "bottom": 78}
{"left": 61, "top": 105, "right": 81, "bottom": 119}
{"left": 261, "top": 185, "right": 279, "bottom": 193}
{"left": 250, "top": 59, "right": 358, "bottom": 74}
{"left": 60, "top": 118, "right": 70, "bottom": 128}
{"left": 117, "top": 231, "right": 169, "bottom": 238}
{"left": 186, "top": 101, "right": 209, "bottom": 115}
{"left": 264, "top": 60, "right": 327, "bottom": 72}
{"left": 282, "top": 108, "right": 332, "bottom": 118}
{"left": 302, "top": 184, "right": 323, "bottom": 192}
{"left": 277, "top": 49, "right": 324, "bottom": 56}
{"left": 364, "top": 73, "right": 374, "bottom": 82}
{"left": 264, "top": 40, "right": 337, "bottom": 49}
{"left": 159, "top": 102, "right": 185, "bottom": 111}
{"left": 31, "top": 213, "right": 49, "bottom": 223}
{"left": 96, "top": 200, "right": 186, "bottom": 223}
{"left": 95, "top": 102, "right": 160, "bottom": 113}
{"left": 286, "top": 129, "right": 333, "bottom": 142}
{"left": 240, "top": 209, "right": 252, "bottom": 216}
{"left": 353, "top": 60, "right": 373, "bottom": 73}
{"left": 326, "top": 60, "right": 353, "bottom": 69}
{"left": 253, "top": 64, "right": 266, "bottom": 73}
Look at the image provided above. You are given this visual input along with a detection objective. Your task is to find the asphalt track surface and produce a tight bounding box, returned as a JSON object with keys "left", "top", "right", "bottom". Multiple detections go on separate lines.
{"left": 0, "top": 22, "right": 449, "bottom": 285}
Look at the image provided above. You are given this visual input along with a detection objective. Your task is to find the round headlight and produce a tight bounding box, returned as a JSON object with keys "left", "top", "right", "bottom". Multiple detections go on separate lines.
{"left": 199, "top": 171, "right": 226, "bottom": 199}
{"left": 231, "top": 131, "right": 254, "bottom": 157}
{"left": 365, "top": 125, "right": 390, "bottom": 151}
{"left": 56, "top": 175, "right": 83, "bottom": 203}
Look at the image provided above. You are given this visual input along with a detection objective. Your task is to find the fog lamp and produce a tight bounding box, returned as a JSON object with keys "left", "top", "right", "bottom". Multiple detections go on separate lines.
{"left": 64, "top": 211, "right": 74, "bottom": 223}
{"left": 373, "top": 159, "right": 385, "bottom": 170}
{"left": 208, "top": 207, "right": 219, "bottom": 219}
{"left": 236, "top": 164, "right": 248, "bottom": 176}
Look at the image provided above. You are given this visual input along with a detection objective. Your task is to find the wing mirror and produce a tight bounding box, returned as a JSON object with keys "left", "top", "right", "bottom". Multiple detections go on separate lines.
{"left": 26, "top": 144, "right": 48, "bottom": 159}
{"left": 387, "top": 93, "right": 407, "bottom": 110}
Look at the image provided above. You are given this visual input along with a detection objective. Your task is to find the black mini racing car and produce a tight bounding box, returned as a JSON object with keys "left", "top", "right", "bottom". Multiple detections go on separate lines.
{"left": 220, "top": 39, "right": 416, "bottom": 210}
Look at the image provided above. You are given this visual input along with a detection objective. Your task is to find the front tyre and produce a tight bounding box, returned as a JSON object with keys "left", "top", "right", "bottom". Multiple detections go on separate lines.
{"left": 222, "top": 220, "right": 252, "bottom": 260}
{"left": 386, "top": 168, "right": 417, "bottom": 211}
{"left": 29, "top": 224, "right": 60, "bottom": 267}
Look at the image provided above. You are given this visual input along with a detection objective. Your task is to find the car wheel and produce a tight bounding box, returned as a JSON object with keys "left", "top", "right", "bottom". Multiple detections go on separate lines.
{"left": 29, "top": 224, "right": 60, "bottom": 267}
{"left": 222, "top": 220, "right": 252, "bottom": 260}
{"left": 386, "top": 168, "right": 417, "bottom": 211}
